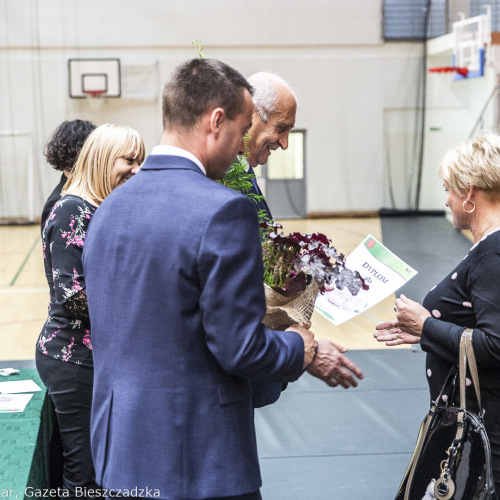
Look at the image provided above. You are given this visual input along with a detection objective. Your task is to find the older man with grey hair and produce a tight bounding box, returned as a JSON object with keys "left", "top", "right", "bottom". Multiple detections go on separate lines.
{"left": 247, "top": 72, "right": 297, "bottom": 168}
{"left": 243, "top": 72, "right": 297, "bottom": 220}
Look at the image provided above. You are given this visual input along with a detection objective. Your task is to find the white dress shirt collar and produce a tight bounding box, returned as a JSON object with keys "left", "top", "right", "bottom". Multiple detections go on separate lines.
{"left": 240, "top": 155, "right": 251, "bottom": 173}
{"left": 151, "top": 145, "right": 206, "bottom": 176}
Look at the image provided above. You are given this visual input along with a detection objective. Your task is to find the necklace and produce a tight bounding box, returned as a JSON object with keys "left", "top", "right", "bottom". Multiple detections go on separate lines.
{"left": 475, "top": 215, "right": 500, "bottom": 242}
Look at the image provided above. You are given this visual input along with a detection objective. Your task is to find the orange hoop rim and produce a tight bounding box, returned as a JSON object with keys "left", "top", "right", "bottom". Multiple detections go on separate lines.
{"left": 428, "top": 66, "right": 469, "bottom": 77}
{"left": 83, "top": 90, "right": 106, "bottom": 98}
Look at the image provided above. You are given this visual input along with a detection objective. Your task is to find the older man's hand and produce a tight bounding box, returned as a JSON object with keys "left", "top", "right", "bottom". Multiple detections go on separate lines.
{"left": 374, "top": 320, "right": 421, "bottom": 346}
{"left": 307, "top": 340, "right": 364, "bottom": 389}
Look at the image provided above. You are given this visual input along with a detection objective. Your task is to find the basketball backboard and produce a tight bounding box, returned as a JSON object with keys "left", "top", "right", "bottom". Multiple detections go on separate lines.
{"left": 451, "top": 6, "right": 491, "bottom": 79}
{"left": 68, "top": 58, "right": 121, "bottom": 98}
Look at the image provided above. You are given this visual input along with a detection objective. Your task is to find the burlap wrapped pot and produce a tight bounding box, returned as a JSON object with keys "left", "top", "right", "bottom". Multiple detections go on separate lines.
{"left": 262, "top": 280, "right": 321, "bottom": 331}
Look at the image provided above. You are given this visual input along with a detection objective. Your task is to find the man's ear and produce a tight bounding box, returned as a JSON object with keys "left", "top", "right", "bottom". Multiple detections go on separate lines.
{"left": 209, "top": 107, "right": 225, "bottom": 138}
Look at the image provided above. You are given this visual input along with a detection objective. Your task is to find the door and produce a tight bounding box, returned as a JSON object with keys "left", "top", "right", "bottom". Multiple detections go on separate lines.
{"left": 258, "top": 130, "right": 306, "bottom": 219}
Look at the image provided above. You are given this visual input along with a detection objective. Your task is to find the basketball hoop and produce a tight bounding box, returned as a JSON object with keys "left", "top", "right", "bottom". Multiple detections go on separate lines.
{"left": 83, "top": 90, "right": 106, "bottom": 99}
{"left": 428, "top": 66, "right": 469, "bottom": 77}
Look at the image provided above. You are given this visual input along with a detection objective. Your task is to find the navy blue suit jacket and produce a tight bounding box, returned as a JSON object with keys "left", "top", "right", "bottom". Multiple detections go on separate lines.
{"left": 243, "top": 166, "right": 286, "bottom": 407}
{"left": 246, "top": 166, "right": 272, "bottom": 221}
{"left": 83, "top": 155, "right": 304, "bottom": 499}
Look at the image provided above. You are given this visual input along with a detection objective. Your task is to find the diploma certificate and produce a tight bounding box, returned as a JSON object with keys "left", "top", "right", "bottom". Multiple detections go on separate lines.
{"left": 314, "top": 234, "right": 417, "bottom": 326}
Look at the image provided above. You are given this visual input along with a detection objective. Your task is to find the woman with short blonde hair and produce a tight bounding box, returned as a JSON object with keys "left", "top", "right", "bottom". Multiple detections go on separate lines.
{"left": 63, "top": 123, "right": 145, "bottom": 205}
{"left": 376, "top": 133, "right": 500, "bottom": 495}
{"left": 36, "top": 123, "right": 144, "bottom": 498}
{"left": 439, "top": 133, "right": 500, "bottom": 198}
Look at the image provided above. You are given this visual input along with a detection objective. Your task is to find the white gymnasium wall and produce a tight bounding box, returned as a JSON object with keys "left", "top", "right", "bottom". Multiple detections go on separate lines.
{"left": 0, "top": 0, "right": 426, "bottom": 217}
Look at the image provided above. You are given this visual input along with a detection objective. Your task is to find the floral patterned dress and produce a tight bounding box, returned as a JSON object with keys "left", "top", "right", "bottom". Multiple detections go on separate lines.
{"left": 37, "top": 195, "right": 96, "bottom": 366}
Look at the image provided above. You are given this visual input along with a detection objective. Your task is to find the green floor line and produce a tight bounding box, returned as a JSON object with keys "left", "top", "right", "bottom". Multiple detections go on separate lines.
{"left": 10, "top": 236, "right": 40, "bottom": 286}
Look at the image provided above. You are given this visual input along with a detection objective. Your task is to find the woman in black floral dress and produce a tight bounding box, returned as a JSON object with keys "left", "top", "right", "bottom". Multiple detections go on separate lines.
{"left": 36, "top": 123, "right": 145, "bottom": 498}
{"left": 375, "top": 134, "right": 500, "bottom": 495}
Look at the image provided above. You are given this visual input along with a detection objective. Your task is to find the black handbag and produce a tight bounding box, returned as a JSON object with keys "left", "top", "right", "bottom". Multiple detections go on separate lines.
{"left": 396, "top": 329, "right": 497, "bottom": 500}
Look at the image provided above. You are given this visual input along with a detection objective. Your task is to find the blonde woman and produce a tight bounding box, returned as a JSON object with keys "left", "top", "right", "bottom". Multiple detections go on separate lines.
{"left": 375, "top": 133, "right": 500, "bottom": 495}
{"left": 36, "top": 124, "right": 145, "bottom": 498}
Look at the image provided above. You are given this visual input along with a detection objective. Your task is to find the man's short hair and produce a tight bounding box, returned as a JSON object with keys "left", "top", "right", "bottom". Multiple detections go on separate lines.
{"left": 162, "top": 58, "right": 253, "bottom": 129}
{"left": 247, "top": 73, "right": 296, "bottom": 123}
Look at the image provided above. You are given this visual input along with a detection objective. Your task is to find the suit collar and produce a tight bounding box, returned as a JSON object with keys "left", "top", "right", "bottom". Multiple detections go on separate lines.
{"left": 151, "top": 145, "right": 206, "bottom": 175}
{"left": 246, "top": 166, "right": 273, "bottom": 220}
{"left": 140, "top": 155, "right": 205, "bottom": 175}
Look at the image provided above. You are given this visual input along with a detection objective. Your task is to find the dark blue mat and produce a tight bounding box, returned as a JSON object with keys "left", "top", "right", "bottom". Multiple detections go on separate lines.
{"left": 256, "top": 350, "right": 429, "bottom": 499}
{"left": 0, "top": 359, "right": 36, "bottom": 369}
{"left": 380, "top": 215, "right": 472, "bottom": 303}
{"left": 260, "top": 454, "right": 413, "bottom": 500}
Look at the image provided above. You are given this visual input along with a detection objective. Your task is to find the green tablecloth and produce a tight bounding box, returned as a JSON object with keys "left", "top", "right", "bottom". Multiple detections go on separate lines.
{"left": 0, "top": 369, "right": 54, "bottom": 499}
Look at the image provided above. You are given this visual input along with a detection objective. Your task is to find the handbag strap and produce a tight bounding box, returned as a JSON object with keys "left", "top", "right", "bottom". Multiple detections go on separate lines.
{"left": 459, "top": 328, "right": 482, "bottom": 410}
{"left": 452, "top": 329, "right": 481, "bottom": 447}
{"left": 402, "top": 363, "right": 459, "bottom": 500}
{"left": 403, "top": 408, "right": 434, "bottom": 500}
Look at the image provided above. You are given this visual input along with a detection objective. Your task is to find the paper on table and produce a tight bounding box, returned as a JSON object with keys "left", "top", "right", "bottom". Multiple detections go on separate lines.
{"left": 0, "top": 393, "right": 34, "bottom": 413}
{"left": 0, "top": 368, "right": 20, "bottom": 377}
{"left": 0, "top": 379, "right": 42, "bottom": 394}
{"left": 315, "top": 234, "right": 418, "bottom": 326}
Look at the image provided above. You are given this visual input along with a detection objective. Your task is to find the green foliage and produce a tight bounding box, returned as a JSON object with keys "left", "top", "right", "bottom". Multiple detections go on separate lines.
{"left": 219, "top": 155, "right": 264, "bottom": 206}
{"left": 262, "top": 236, "right": 299, "bottom": 289}
{"left": 219, "top": 156, "right": 271, "bottom": 225}
{"left": 192, "top": 40, "right": 206, "bottom": 59}
{"left": 217, "top": 138, "right": 271, "bottom": 224}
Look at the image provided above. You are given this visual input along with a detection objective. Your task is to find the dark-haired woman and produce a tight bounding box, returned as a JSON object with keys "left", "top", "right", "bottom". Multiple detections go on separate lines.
{"left": 41, "top": 120, "right": 96, "bottom": 230}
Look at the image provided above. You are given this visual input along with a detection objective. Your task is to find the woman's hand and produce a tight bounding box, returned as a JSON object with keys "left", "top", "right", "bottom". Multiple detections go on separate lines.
{"left": 394, "top": 294, "right": 431, "bottom": 337}
{"left": 374, "top": 320, "right": 421, "bottom": 346}
{"left": 373, "top": 294, "right": 431, "bottom": 346}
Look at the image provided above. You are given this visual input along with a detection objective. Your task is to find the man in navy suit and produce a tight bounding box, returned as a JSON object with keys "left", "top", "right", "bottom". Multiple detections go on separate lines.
{"left": 83, "top": 58, "right": 362, "bottom": 500}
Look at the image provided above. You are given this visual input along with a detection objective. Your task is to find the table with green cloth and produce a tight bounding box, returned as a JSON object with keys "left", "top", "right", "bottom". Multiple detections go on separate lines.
{"left": 0, "top": 369, "right": 55, "bottom": 499}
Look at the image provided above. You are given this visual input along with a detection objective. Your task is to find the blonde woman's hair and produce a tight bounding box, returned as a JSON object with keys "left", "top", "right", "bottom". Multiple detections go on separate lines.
{"left": 62, "top": 123, "right": 145, "bottom": 206}
{"left": 439, "top": 133, "right": 500, "bottom": 198}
